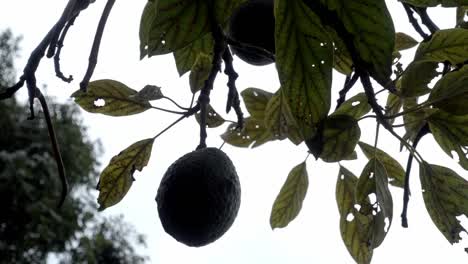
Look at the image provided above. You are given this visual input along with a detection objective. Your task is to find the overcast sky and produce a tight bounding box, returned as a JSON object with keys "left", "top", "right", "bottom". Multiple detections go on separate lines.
{"left": 1, "top": 1, "right": 467, "bottom": 263}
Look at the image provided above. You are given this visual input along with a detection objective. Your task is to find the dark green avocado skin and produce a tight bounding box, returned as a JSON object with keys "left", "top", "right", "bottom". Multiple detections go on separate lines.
{"left": 227, "top": 0, "right": 275, "bottom": 66}
{"left": 156, "top": 148, "right": 241, "bottom": 247}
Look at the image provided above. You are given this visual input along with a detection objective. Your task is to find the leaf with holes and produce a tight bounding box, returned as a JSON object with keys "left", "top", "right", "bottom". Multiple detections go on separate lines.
{"left": 395, "top": 32, "right": 418, "bottom": 51}
{"left": 130, "top": 85, "right": 164, "bottom": 101}
{"left": 319, "top": 115, "right": 361, "bottom": 162}
{"left": 428, "top": 65, "right": 468, "bottom": 116}
{"left": 358, "top": 141, "right": 405, "bottom": 188}
{"left": 189, "top": 53, "right": 212, "bottom": 93}
{"left": 419, "top": 162, "right": 468, "bottom": 244}
{"left": 140, "top": 0, "right": 244, "bottom": 57}
{"left": 241, "top": 88, "right": 273, "bottom": 120}
{"left": 71, "top": 79, "right": 151, "bottom": 116}
{"left": 336, "top": 166, "right": 373, "bottom": 264}
{"left": 332, "top": 93, "right": 371, "bottom": 119}
{"left": 270, "top": 162, "right": 308, "bottom": 229}
{"left": 173, "top": 33, "right": 213, "bottom": 76}
{"left": 97, "top": 138, "right": 155, "bottom": 211}
{"left": 264, "top": 90, "right": 303, "bottom": 145}
{"left": 428, "top": 110, "right": 468, "bottom": 170}
{"left": 415, "top": 28, "right": 468, "bottom": 64}
{"left": 195, "top": 104, "right": 225, "bottom": 128}
{"left": 400, "top": 61, "right": 438, "bottom": 98}
{"left": 275, "top": 0, "right": 333, "bottom": 138}
{"left": 317, "top": 0, "right": 395, "bottom": 86}
{"left": 328, "top": 28, "right": 353, "bottom": 75}
{"left": 221, "top": 117, "right": 275, "bottom": 148}
{"left": 355, "top": 158, "right": 393, "bottom": 249}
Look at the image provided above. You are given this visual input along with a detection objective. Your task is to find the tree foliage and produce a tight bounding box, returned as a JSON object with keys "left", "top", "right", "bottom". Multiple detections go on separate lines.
{"left": 2, "top": 0, "right": 468, "bottom": 263}
{"left": 0, "top": 30, "right": 147, "bottom": 264}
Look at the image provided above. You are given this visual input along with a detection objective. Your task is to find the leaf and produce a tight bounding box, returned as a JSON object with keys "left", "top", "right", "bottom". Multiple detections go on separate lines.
{"left": 400, "top": 61, "right": 438, "bottom": 98}
{"left": 385, "top": 92, "right": 402, "bottom": 125}
{"left": 329, "top": 29, "right": 353, "bottom": 75}
{"left": 195, "top": 104, "right": 225, "bottom": 128}
{"left": 456, "top": 6, "right": 468, "bottom": 28}
{"left": 358, "top": 142, "right": 405, "bottom": 188}
{"left": 355, "top": 158, "right": 393, "bottom": 248}
{"left": 336, "top": 166, "right": 373, "bottom": 264}
{"left": 189, "top": 53, "right": 212, "bottom": 93}
{"left": 264, "top": 90, "right": 303, "bottom": 145}
{"left": 140, "top": 0, "right": 243, "bottom": 57}
{"left": 221, "top": 117, "right": 275, "bottom": 148}
{"left": 130, "top": 85, "right": 164, "bottom": 101}
{"left": 241, "top": 88, "right": 273, "bottom": 120}
{"left": 415, "top": 28, "right": 468, "bottom": 64}
{"left": 332, "top": 93, "right": 371, "bottom": 119}
{"left": 419, "top": 163, "right": 468, "bottom": 244}
{"left": 319, "top": 115, "right": 361, "bottom": 162}
{"left": 71, "top": 79, "right": 151, "bottom": 116}
{"left": 139, "top": 1, "right": 158, "bottom": 59}
{"left": 395, "top": 32, "right": 419, "bottom": 51}
{"left": 428, "top": 65, "right": 468, "bottom": 115}
{"left": 97, "top": 138, "right": 155, "bottom": 210}
{"left": 401, "top": 98, "right": 430, "bottom": 144}
{"left": 275, "top": 0, "right": 333, "bottom": 138}
{"left": 318, "top": 0, "right": 395, "bottom": 85}
{"left": 428, "top": 110, "right": 468, "bottom": 170}
{"left": 400, "top": 0, "right": 468, "bottom": 7}
{"left": 173, "top": 34, "right": 213, "bottom": 76}
{"left": 270, "top": 162, "right": 308, "bottom": 229}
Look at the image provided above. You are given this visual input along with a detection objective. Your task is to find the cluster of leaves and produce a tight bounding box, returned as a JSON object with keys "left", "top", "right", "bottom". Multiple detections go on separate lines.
{"left": 5, "top": 0, "right": 468, "bottom": 263}
{"left": 0, "top": 31, "right": 147, "bottom": 263}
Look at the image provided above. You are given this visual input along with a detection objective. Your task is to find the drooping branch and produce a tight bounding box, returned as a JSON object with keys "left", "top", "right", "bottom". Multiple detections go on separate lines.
{"left": 80, "top": 0, "right": 116, "bottom": 91}
{"left": 222, "top": 48, "right": 244, "bottom": 129}
{"left": 54, "top": 15, "right": 78, "bottom": 83}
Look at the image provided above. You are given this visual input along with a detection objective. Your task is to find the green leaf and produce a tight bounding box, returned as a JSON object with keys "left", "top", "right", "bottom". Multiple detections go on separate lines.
{"left": 456, "top": 6, "right": 468, "bottom": 28}
{"left": 71, "top": 79, "right": 151, "bottom": 116}
{"left": 270, "top": 162, "right": 308, "bottom": 229}
{"left": 419, "top": 163, "right": 468, "bottom": 244}
{"left": 221, "top": 117, "right": 275, "bottom": 148}
{"left": 395, "top": 32, "right": 419, "bottom": 51}
{"left": 189, "top": 53, "right": 212, "bottom": 93}
{"left": 139, "top": 1, "right": 158, "bottom": 59}
{"left": 275, "top": 0, "right": 333, "bottom": 138}
{"left": 332, "top": 93, "right": 371, "bottom": 119}
{"left": 336, "top": 166, "right": 373, "bottom": 264}
{"left": 385, "top": 92, "right": 402, "bottom": 125}
{"left": 400, "top": 0, "right": 468, "bottom": 7}
{"left": 195, "top": 104, "right": 225, "bottom": 128}
{"left": 329, "top": 29, "right": 353, "bottom": 75}
{"left": 428, "top": 65, "right": 468, "bottom": 115}
{"left": 264, "top": 90, "right": 303, "bottom": 145}
{"left": 241, "top": 88, "right": 273, "bottom": 120}
{"left": 428, "top": 110, "right": 468, "bottom": 170}
{"left": 415, "top": 28, "right": 468, "bottom": 64}
{"left": 140, "top": 0, "right": 243, "bottom": 57}
{"left": 173, "top": 34, "right": 214, "bottom": 76}
{"left": 130, "top": 84, "right": 164, "bottom": 101}
{"left": 318, "top": 0, "right": 395, "bottom": 85}
{"left": 358, "top": 142, "right": 405, "bottom": 188}
{"left": 97, "top": 138, "right": 155, "bottom": 210}
{"left": 401, "top": 98, "right": 430, "bottom": 144}
{"left": 355, "top": 158, "right": 393, "bottom": 248}
{"left": 400, "top": 61, "right": 438, "bottom": 98}
{"left": 319, "top": 115, "right": 361, "bottom": 162}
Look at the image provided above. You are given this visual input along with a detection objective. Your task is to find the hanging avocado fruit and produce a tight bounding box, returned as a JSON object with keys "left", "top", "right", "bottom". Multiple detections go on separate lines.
{"left": 156, "top": 148, "right": 241, "bottom": 247}
{"left": 227, "top": 0, "right": 275, "bottom": 66}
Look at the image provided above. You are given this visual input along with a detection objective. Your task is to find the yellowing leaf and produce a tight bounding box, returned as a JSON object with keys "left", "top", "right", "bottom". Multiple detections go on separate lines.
{"left": 275, "top": 0, "right": 333, "bottom": 138}
{"left": 270, "top": 162, "right": 308, "bottom": 229}
{"left": 419, "top": 163, "right": 468, "bottom": 244}
{"left": 336, "top": 166, "right": 373, "bottom": 264}
{"left": 97, "top": 138, "right": 155, "bottom": 210}
{"left": 241, "top": 88, "right": 273, "bottom": 120}
{"left": 358, "top": 141, "right": 406, "bottom": 188}
{"left": 130, "top": 85, "right": 164, "bottom": 101}
{"left": 415, "top": 28, "right": 468, "bottom": 64}
{"left": 189, "top": 53, "right": 212, "bottom": 93}
{"left": 428, "top": 65, "right": 468, "bottom": 115}
{"left": 71, "top": 79, "right": 151, "bottom": 116}
{"left": 395, "top": 32, "right": 419, "bottom": 51}
{"left": 195, "top": 104, "right": 225, "bottom": 128}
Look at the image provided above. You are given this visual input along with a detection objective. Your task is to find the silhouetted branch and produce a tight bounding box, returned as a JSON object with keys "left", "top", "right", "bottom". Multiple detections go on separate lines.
{"left": 80, "top": 0, "right": 116, "bottom": 91}
{"left": 336, "top": 71, "right": 359, "bottom": 110}
{"left": 402, "top": 3, "right": 429, "bottom": 39}
{"left": 222, "top": 49, "right": 244, "bottom": 129}
{"left": 54, "top": 15, "right": 78, "bottom": 83}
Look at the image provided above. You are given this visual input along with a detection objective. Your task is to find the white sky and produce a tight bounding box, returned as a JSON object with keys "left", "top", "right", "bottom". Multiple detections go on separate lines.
{"left": 1, "top": 1, "right": 467, "bottom": 263}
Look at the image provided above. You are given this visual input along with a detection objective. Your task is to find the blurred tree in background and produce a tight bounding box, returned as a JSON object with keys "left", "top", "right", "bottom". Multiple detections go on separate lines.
{"left": 0, "top": 29, "right": 148, "bottom": 264}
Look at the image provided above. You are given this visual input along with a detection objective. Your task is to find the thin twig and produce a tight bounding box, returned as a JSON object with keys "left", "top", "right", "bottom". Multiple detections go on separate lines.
{"left": 80, "top": 0, "right": 116, "bottom": 91}
{"left": 336, "top": 72, "right": 359, "bottom": 110}
{"left": 162, "top": 96, "right": 190, "bottom": 110}
{"left": 414, "top": 7, "right": 439, "bottom": 34}
{"left": 54, "top": 15, "right": 78, "bottom": 83}
{"left": 402, "top": 3, "right": 429, "bottom": 39}
{"left": 222, "top": 48, "right": 244, "bottom": 129}
{"left": 36, "top": 89, "right": 68, "bottom": 208}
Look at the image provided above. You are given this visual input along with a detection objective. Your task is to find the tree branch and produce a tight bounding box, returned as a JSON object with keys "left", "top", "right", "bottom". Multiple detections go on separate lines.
{"left": 402, "top": 3, "right": 429, "bottom": 39}
{"left": 336, "top": 71, "right": 359, "bottom": 110}
{"left": 222, "top": 48, "right": 244, "bottom": 129}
